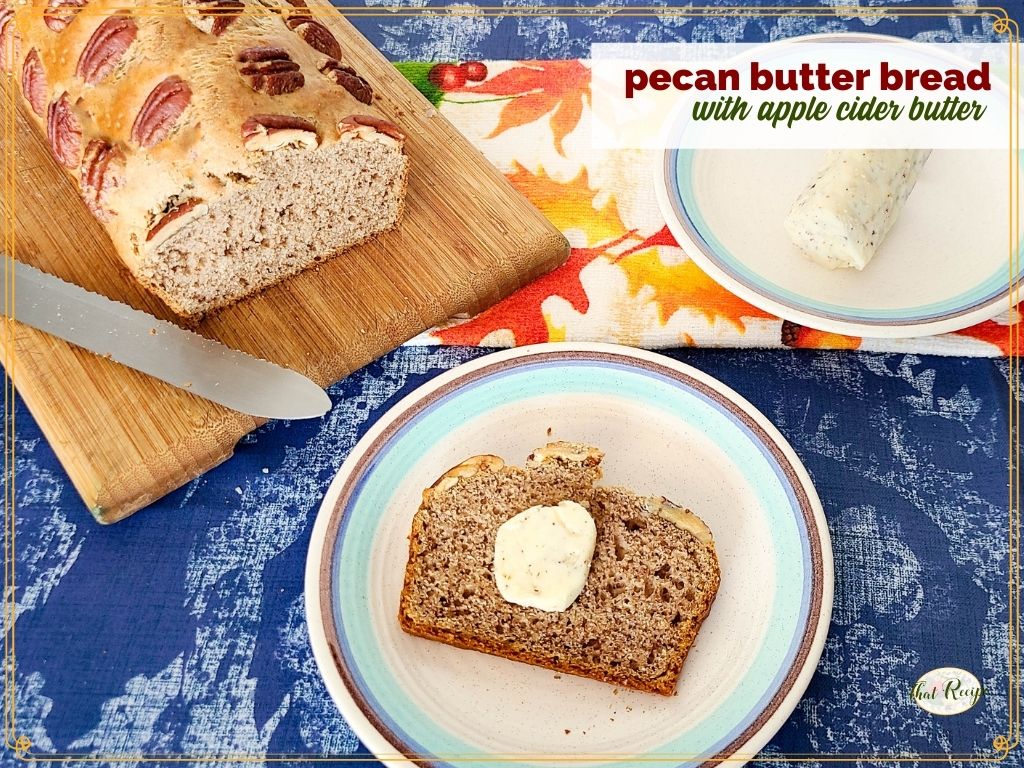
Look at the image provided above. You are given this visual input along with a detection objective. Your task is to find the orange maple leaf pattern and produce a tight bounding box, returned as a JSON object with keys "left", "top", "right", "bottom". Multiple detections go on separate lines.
{"left": 433, "top": 169, "right": 780, "bottom": 346}
{"left": 615, "top": 226, "right": 776, "bottom": 332}
{"left": 433, "top": 165, "right": 626, "bottom": 346}
{"left": 432, "top": 235, "right": 634, "bottom": 346}
{"left": 951, "top": 317, "right": 1015, "bottom": 355}
{"left": 504, "top": 163, "right": 624, "bottom": 246}
{"left": 456, "top": 61, "right": 589, "bottom": 155}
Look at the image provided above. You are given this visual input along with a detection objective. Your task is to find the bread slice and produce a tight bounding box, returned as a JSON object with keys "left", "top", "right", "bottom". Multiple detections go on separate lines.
{"left": 138, "top": 135, "right": 407, "bottom": 317}
{"left": 398, "top": 442, "right": 721, "bottom": 695}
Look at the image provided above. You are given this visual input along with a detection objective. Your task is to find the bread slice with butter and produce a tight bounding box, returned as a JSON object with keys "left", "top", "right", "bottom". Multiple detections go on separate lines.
{"left": 398, "top": 442, "right": 720, "bottom": 696}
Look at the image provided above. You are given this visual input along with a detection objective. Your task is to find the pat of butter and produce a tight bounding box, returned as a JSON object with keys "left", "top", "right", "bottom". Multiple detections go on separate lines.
{"left": 493, "top": 500, "right": 597, "bottom": 612}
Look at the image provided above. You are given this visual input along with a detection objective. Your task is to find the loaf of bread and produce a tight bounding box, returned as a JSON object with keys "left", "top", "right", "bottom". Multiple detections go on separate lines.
{"left": 6, "top": 0, "right": 408, "bottom": 317}
{"left": 399, "top": 442, "right": 721, "bottom": 696}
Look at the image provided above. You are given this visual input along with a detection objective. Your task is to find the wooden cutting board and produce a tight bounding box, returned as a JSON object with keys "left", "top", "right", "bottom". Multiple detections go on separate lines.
{"left": 0, "top": 3, "right": 568, "bottom": 524}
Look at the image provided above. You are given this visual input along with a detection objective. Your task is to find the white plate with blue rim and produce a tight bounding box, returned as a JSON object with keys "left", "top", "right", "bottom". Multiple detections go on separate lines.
{"left": 655, "top": 146, "right": 1020, "bottom": 339}
{"left": 652, "top": 31, "right": 1021, "bottom": 339}
{"left": 305, "top": 343, "right": 833, "bottom": 767}
{"left": 651, "top": 31, "right": 1019, "bottom": 339}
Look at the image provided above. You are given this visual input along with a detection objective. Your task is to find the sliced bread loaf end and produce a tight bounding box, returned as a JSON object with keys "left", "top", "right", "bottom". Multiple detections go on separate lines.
{"left": 398, "top": 442, "right": 720, "bottom": 695}
{"left": 140, "top": 136, "right": 408, "bottom": 317}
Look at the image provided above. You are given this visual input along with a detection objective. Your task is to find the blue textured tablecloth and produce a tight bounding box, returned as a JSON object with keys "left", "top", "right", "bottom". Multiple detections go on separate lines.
{"left": 6, "top": 2, "right": 1018, "bottom": 766}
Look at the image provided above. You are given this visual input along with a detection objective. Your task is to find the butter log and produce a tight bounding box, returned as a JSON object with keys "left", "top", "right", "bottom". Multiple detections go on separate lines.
{"left": 784, "top": 149, "right": 931, "bottom": 270}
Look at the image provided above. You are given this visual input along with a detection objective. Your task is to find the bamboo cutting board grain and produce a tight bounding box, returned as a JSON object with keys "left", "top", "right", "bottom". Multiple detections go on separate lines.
{"left": 1, "top": 3, "right": 568, "bottom": 523}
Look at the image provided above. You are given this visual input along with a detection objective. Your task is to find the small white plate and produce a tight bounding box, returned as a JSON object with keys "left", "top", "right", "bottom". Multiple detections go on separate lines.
{"left": 654, "top": 29, "right": 1020, "bottom": 341}
{"left": 306, "top": 343, "right": 833, "bottom": 768}
{"left": 656, "top": 146, "right": 1020, "bottom": 339}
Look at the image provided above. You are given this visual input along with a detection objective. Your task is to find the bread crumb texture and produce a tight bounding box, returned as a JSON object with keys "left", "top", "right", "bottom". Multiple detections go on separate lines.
{"left": 399, "top": 442, "right": 721, "bottom": 696}
{"left": 141, "top": 140, "right": 406, "bottom": 315}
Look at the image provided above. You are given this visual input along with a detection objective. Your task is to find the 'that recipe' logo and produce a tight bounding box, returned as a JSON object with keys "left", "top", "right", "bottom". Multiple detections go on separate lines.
{"left": 911, "top": 668, "right": 984, "bottom": 715}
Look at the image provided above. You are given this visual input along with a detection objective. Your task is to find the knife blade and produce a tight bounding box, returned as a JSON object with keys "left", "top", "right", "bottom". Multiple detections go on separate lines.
{"left": 8, "top": 260, "right": 332, "bottom": 420}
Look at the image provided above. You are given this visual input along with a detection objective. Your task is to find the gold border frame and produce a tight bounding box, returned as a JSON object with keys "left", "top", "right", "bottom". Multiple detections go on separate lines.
{"left": 1, "top": 2, "right": 1019, "bottom": 764}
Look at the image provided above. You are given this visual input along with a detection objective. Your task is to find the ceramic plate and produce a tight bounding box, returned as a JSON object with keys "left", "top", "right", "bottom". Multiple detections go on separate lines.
{"left": 654, "top": 33, "right": 1020, "bottom": 338}
{"left": 656, "top": 147, "right": 1020, "bottom": 339}
{"left": 306, "top": 343, "right": 833, "bottom": 768}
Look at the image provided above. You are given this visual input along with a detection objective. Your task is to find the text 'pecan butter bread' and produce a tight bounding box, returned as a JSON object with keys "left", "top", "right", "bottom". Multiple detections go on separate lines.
{"left": 9, "top": 0, "right": 408, "bottom": 317}
{"left": 399, "top": 443, "right": 721, "bottom": 696}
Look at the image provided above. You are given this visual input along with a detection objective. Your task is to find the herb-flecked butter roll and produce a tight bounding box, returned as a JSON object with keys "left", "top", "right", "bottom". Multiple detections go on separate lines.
{"left": 784, "top": 150, "right": 931, "bottom": 270}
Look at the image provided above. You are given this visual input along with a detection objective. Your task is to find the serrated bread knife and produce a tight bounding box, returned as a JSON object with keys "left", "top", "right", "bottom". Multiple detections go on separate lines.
{"left": 9, "top": 260, "right": 332, "bottom": 420}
